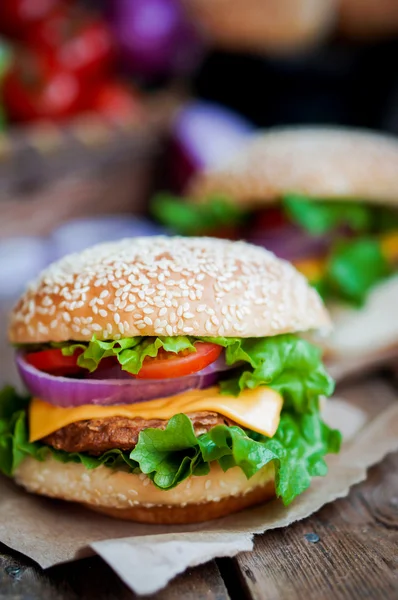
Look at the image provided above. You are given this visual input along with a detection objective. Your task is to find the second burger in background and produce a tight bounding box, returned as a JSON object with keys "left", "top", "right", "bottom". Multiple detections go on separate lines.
{"left": 155, "top": 128, "right": 398, "bottom": 369}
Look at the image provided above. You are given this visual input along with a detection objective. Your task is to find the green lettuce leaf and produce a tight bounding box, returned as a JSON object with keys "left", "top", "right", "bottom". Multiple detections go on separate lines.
{"left": 131, "top": 409, "right": 341, "bottom": 504}
{"left": 0, "top": 387, "right": 341, "bottom": 505}
{"left": 265, "top": 411, "right": 341, "bottom": 504}
{"left": 52, "top": 334, "right": 335, "bottom": 414}
{"left": 202, "top": 335, "right": 334, "bottom": 413}
{"left": 151, "top": 193, "right": 246, "bottom": 235}
{"left": 284, "top": 195, "right": 398, "bottom": 236}
{"left": 283, "top": 195, "right": 373, "bottom": 235}
{"left": 0, "top": 386, "right": 47, "bottom": 476}
{"left": 0, "top": 386, "right": 140, "bottom": 475}
{"left": 61, "top": 336, "right": 196, "bottom": 374}
{"left": 321, "top": 238, "right": 391, "bottom": 306}
{"left": 129, "top": 414, "right": 207, "bottom": 488}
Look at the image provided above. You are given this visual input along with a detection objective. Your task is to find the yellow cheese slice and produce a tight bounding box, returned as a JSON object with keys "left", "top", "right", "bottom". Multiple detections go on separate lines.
{"left": 380, "top": 230, "right": 398, "bottom": 263}
{"left": 294, "top": 257, "right": 325, "bottom": 282}
{"left": 29, "top": 386, "right": 283, "bottom": 443}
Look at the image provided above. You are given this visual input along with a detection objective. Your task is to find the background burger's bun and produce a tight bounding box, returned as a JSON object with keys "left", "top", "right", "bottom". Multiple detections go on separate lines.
{"left": 190, "top": 128, "right": 398, "bottom": 208}
{"left": 15, "top": 457, "right": 275, "bottom": 524}
{"left": 183, "top": 0, "right": 337, "bottom": 54}
{"left": 338, "top": 0, "right": 398, "bottom": 40}
{"left": 9, "top": 236, "right": 330, "bottom": 344}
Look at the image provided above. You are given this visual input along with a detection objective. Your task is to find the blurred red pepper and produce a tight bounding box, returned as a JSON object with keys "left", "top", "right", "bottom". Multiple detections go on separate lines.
{"left": 26, "top": 6, "right": 115, "bottom": 82}
{"left": 91, "top": 81, "right": 144, "bottom": 122}
{"left": 3, "top": 50, "right": 89, "bottom": 122}
{"left": 0, "top": 0, "right": 61, "bottom": 38}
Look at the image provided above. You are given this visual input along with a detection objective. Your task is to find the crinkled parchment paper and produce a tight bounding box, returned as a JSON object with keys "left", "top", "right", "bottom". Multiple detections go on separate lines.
{"left": 0, "top": 393, "right": 397, "bottom": 594}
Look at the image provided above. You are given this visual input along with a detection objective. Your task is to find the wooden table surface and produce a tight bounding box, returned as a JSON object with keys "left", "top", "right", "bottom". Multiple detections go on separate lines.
{"left": 1, "top": 372, "right": 398, "bottom": 600}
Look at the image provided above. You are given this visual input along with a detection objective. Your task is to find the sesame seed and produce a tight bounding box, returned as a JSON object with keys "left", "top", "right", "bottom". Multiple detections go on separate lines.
{"left": 11, "top": 236, "right": 325, "bottom": 342}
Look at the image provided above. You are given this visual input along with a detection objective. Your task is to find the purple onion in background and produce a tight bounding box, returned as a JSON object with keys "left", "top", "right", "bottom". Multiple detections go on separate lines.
{"left": 108, "top": 0, "right": 203, "bottom": 78}
{"left": 170, "top": 100, "right": 254, "bottom": 190}
{"left": 247, "top": 224, "right": 332, "bottom": 262}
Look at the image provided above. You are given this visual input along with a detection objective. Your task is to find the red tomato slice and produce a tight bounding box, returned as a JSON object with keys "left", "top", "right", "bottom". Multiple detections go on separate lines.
{"left": 26, "top": 348, "right": 82, "bottom": 375}
{"left": 135, "top": 343, "right": 222, "bottom": 380}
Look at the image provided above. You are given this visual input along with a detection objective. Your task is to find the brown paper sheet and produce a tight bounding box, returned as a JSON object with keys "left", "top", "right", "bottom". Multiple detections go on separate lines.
{"left": 0, "top": 395, "right": 398, "bottom": 595}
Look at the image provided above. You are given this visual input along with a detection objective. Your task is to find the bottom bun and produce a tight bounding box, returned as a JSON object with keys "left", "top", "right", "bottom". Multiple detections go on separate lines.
{"left": 86, "top": 482, "right": 275, "bottom": 524}
{"left": 15, "top": 456, "right": 276, "bottom": 524}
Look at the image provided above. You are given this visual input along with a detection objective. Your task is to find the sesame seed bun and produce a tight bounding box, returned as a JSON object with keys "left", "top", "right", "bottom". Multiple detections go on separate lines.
{"left": 183, "top": 0, "right": 337, "bottom": 54}
{"left": 189, "top": 127, "right": 398, "bottom": 208}
{"left": 8, "top": 236, "right": 330, "bottom": 344}
{"left": 15, "top": 456, "right": 275, "bottom": 524}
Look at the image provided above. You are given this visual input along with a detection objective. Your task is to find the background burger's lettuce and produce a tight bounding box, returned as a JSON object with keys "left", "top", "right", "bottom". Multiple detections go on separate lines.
{"left": 151, "top": 193, "right": 245, "bottom": 235}
{"left": 283, "top": 195, "right": 398, "bottom": 235}
{"left": 151, "top": 191, "right": 398, "bottom": 306}
{"left": 320, "top": 238, "right": 392, "bottom": 306}
{"left": 57, "top": 334, "right": 334, "bottom": 414}
{"left": 0, "top": 387, "right": 341, "bottom": 506}
{"left": 283, "top": 195, "right": 374, "bottom": 235}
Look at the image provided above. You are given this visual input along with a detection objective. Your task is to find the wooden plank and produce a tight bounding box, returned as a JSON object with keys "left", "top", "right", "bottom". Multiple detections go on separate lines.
{"left": 0, "top": 548, "right": 230, "bottom": 600}
{"left": 231, "top": 377, "right": 398, "bottom": 600}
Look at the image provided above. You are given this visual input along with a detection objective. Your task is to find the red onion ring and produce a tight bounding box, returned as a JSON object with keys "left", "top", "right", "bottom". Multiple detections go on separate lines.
{"left": 16, "top": 352, "right": 221, "bottom": 408}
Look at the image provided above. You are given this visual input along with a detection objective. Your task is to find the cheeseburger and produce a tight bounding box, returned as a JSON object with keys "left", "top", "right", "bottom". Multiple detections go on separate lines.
{"left": 1, "top": 236, "right": 340, "bottom": 524}
{"left": 154, "top": 128, "right": 398, "bottom": 365}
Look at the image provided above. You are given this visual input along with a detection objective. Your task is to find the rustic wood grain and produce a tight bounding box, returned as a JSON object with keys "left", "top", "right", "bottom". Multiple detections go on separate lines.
{"left": 229, "top": 376, "right": 398, "bottom": 600}
{"left": 0, "top": 548, "right": 230, "bottom": 600}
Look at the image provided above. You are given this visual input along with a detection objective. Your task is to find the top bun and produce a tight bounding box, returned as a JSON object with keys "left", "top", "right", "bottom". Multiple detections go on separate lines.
{"left": 9, "top": 236, "right": 329, "bottom": 344}
{"left": 189, "top": 127, "right": 398, "bottom": 208}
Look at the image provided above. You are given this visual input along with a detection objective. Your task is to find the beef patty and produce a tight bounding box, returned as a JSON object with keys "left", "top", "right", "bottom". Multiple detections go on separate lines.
{"left": 43, "top": 412, "right": 231, "bottom": 455}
